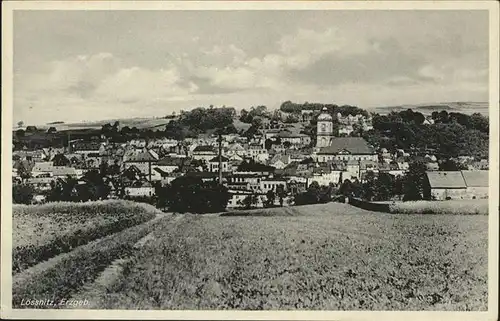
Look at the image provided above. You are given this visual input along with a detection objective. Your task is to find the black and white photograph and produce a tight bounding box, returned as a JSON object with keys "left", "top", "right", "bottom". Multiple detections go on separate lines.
{"left": 1, "top": 1, "right": 499, "bottom": 320}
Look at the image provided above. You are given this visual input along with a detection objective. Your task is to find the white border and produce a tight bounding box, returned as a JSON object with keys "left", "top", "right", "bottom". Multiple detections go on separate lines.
{"left": 1, "top": 1, "right": 499, "bottom": 320}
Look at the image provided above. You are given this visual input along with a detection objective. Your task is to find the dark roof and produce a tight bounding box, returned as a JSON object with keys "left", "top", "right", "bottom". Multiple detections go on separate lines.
{"left": 73, "top": 142, "right": 101, "bottom": 151}
{"left": 209, "top": 155, "right": 230, "bottom": 162}
{"left": 237, "top": 161, "right": 275, "bottom": 173}
{"left": 426, "top": 171, "right": 466, "bottom": 189}
{"left": 125, "top": 151, "right": 157, "bottom": 163}
{"left": 461, "top": 170, "right": 488, "bottom": 187}
{"left": 193, "top": 145, "right": 216, "bottom": 153}
{"left": 157, "top": 157, "right": 184, "bottom": 166}
{"left": 317, "top": 137, "right": 375, "bottom": 155}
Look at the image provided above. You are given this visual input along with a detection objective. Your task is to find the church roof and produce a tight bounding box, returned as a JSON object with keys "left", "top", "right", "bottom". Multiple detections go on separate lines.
{"left": 317, "top": 137, "right": 375, "bottom": 155}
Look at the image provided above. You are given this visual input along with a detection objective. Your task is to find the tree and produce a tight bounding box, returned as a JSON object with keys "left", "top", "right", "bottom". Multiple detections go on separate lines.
{"left": 276, "top": 184, "right": 286, "bottom": 207}
{"left": 294, "top": 181, "right": 320, "bottom": 205}
{"left": 167, "top": 176, "right": 230, "bottom": 213}
{"left": 265, "top": 190, "right": 276, "bottom": 207}
{"left": 403, "top": 161, "right": 431, "bottom": 201}
{"left": 47, "top": 127, "right": 57, "bottom": 134}
{"left": 15, "top": 129, "right": 25, "bottom": 138}
{"left": 283, "top": 141, "right": 292, "bottom": 149}
{"left": 439, "top": 159, "right": 462, "bottom": 171}
{"left": 374, "top": 172, "right": 394, "bottom": 201}
{"left": 53, "top": 154, "right": 70, "bottom": 167}
{"left": 361, "top": 171, "right": 376, "bottom": 201}
{"left": 16, "top": 161, "right": 32, "bottom": 181}
{"left": 13, "top": 184, "right": 35, "bottom": 204}
{"left": 17, "top": 121, "right": 24, "bottom": 128}
{"left": 240, "top": 193, "right": 259, "bottom": 209}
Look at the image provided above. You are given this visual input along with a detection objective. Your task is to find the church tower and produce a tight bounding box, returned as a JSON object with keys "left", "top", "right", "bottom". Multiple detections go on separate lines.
{"left": 316, "top": 107, "right": 334, "bottom": 148}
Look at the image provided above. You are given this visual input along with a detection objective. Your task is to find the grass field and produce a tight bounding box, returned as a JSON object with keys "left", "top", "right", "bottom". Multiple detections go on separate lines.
{"left": 73, "top": 203, "right": 488, "bottom": 311}
{"left": 12, "top": 200, "right": 160, "bottom": 273}
{"left": 388, "top": 200, "right": 489, "bottom": 215}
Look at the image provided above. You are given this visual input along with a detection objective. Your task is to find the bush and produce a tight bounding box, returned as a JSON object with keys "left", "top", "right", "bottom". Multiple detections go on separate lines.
{"left": 12, "top": 200, "right": 160, "bottom": 273}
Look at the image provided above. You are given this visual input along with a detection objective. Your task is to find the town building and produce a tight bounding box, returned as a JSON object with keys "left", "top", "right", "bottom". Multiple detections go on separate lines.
{"left": 316, "top": 137, "right": 377, "bottom": 163}
{"left": 316, "top": 108, "right": 334, "bottom": 148}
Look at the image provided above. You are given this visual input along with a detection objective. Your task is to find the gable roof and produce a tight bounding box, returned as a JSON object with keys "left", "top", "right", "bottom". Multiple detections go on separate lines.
{"left": 157, "top": 157, "right": 184, "bottom": 166}
{"left": 125, "top": 150, "right": 157, "bottom": 163}
{"left": 317, "top": 137, "right": 375, "bottom": 155}
{"left": 52, "top": 167, "right": 77, "bottom": 176}
{"left": 209, "top": 155, "right": 230, "bottom": 163}
{"left": 426, "top": 171, "right": 466, "bottom": 189}
{"left": 193, "top": 145, "right": 216, "bottom": 153}
{"left": 32, "top": 162, "right": 54, "bottom": 172}
{"left": 461, "top": 170, "right": 488, "bottom": 187}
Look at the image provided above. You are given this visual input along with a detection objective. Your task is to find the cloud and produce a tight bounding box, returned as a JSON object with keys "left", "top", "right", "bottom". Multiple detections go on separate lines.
{"left": 13, "top": 12, "right": 489, "bottom": 125}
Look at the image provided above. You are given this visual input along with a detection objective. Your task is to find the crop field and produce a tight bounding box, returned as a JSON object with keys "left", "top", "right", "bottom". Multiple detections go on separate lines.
{"left": 388, "top": 200, "right": 489, "bottom": 215}
{"left": 73, "top": 204, "right": 488, "bottom": 311}
{"left": 12, "top": 200, "right": 160, "bottom": 273}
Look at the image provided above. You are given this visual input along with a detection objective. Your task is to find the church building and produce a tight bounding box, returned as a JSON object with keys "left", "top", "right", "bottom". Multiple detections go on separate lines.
{"left": 315, "top": 107, "right": 377, "bottom": 162}
{"left": 316, "top": 107, "right": 334, "bottom": 148}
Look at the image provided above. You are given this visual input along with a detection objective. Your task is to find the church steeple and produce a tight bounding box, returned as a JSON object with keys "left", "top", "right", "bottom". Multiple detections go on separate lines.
{"left": 316, "top": 107, "right": 334, "bottom": 148}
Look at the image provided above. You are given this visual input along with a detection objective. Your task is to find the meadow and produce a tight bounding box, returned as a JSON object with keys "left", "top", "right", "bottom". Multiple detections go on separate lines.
{"left": 75, "top": 204, "right": 488, "bottom": 311}
{"left": 387, "top": 200, "right": 489, "bottom": 215}
{"left": 12, "top": 200, "right": 160, "bottom": 273}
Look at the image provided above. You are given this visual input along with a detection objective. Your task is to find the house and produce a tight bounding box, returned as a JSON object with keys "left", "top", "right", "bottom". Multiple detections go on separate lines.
{"left": 71, "top": 142, "right": 102, "bottom": 156}
{"left": 461, "top": 170, "right": 488, "bottom": 199}
{"left": 359, "top": 160, "right": 379, "bottom": 177}
{"left": 316, "top": 137, "right": 377, "bottom": 163}
{"left": 192, "top": 145, "right": 217, "bottom": 162}
{"left": 260, "top": 178, "right": 287, "bottom": 193}
{"left": 27, "top": 177, "right": 54, "bottom": 191}
{"left": 277, "top": 131, "right": 306, "bottom": 146}
{"left": 156, "top": 157, "right": 183, "bottom": 173}
{"left": 123, "top": 150, "right": 158, "bottom": 179}
{"left": 246, "top": 144, "right": 269, "bottom": 162}
{"left": 129, "top": 139, "right": 147, "bottom": 149}
{"left": 52, "top": 166, "right": 78, "bottom": 178}
{"left": 226, "top": 143, "right": 246, "bottom": 158}
{"left": 339, "top": 125, "right": 354, "bottom": 136}
{"left": 125, "top": 181, "right": 155, "bottom": 198}
{"left": 269, "top": 154, "right": 291, "bottom": 170}
{"left": 426, "top": 161, "right": 440, "bottom": 171}
{"left": 396, "top": 157, "right": 410, "bottom": 171}
{"left": 31, "top": 162, "right": 54, "bottom": 177}
{"left": 344, "top": 159, "right": 360, "bottom": 180}
{"left": 308, "top": 169, "right": 342, "bottom": 187}
{"left": 184, "top": 171, "right": 222, "bottom": 183}
{"left": 227, "top": 189, "right": 265, "bottom": 208}
{"left": 208, "top": 155, "right": 230, "bottom": 173}
{"left": 226, "top": 173, "right": 263, "bottom": 191}
{"left": 426, "top": 171, "right": 467, "bottom": 200}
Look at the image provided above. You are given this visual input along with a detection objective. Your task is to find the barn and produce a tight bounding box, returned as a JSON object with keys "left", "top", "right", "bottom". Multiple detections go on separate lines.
{"left": 426, "top": 170, "right": 489, "bottom": 200}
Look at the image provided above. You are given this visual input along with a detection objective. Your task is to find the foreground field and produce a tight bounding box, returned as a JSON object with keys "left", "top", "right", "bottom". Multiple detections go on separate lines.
{"left": 82, "top": 204, "right": 488, "bottom": 310}
{"left": 12, "top": 200, "right": 160, "bottom": 273}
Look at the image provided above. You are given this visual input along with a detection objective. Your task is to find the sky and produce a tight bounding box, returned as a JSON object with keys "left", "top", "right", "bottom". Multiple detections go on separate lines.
{"left": 13, "top": 10, "right": 489, "bottom": 125}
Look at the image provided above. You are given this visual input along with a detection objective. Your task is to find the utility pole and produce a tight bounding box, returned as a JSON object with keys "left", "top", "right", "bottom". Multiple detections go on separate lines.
{"left": 218, "top": 133, "right": 223, "bottom": 185}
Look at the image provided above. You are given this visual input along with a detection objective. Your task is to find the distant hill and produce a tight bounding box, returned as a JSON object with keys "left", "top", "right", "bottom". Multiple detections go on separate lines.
{"left": 372, "top": 102, "right": 489, "bottom": 116}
